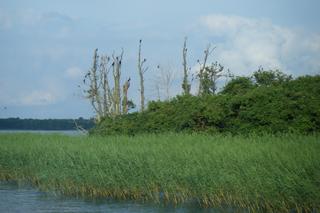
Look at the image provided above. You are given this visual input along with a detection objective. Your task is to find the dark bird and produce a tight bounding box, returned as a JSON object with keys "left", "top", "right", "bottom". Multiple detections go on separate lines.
{"left": 157, "top": 65, "right": 160, "bottom": 69}
{"left": 119, "top": 60, "right": 122, "bottom": 65}
{"left": 139, "top": 39, "right": 142, "bottom": 43}
{"left": 112, "top": 62, "right": 115, "bottom": 66}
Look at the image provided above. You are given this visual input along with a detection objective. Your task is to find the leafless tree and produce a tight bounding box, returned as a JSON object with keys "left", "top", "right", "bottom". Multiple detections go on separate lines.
{"left": 156, "top": 64, "right": 176, "bottom": 100}
{"left": 182, "top": 37, "right": 191, "bottom": 95}
{"left": 112, "top": 49, "right": 124, "bottom": 116}
{"left": 197, "top": 44, "right": 215, "bottom": 95}
{"left": 122, "top": 78, "right": 130, "bottom": 114}
{"left": 83, "top": 48, "right": 128, "bottom": 122}
{"left": 137, "top": 39, "right": 148, "bottom": 111}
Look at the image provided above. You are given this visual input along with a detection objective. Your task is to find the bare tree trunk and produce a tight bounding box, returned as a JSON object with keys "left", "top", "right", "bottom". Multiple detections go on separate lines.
{"left": 112, "top": 50, "right": 123, "bottom": 116}
{"left": 138, "top": 39, "right": 148, "bottom": 111}
{"left": 90, "top": 49, "right": 102, "bottom": 121}
{"left": 122, "top": 78, "right": 130, "bottom": 114}
{"left": 99, "top": 55, "right": 112, "bottom": 116}
{"left": 182, "top": 37, "right": 191, "bottom": 95}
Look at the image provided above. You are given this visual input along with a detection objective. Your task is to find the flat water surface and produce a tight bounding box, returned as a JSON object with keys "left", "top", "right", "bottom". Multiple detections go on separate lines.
{"left": 0, "top": 130, "right": 84, "bottom": 136}
{"left": 0, "top": 181, "right": 241, "bottom": 213}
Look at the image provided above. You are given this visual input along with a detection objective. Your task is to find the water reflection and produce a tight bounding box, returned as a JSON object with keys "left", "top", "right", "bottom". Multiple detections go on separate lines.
{"left": 0, "top": 181, "right": 239, "bottom": 213}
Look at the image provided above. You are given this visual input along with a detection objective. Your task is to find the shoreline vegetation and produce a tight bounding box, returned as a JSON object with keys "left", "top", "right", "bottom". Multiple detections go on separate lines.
{"left": 0, "top": 133, "right": 319, "bottom": 212}
{"left": 91, "top": 73, "right": 320, "bottom": 136}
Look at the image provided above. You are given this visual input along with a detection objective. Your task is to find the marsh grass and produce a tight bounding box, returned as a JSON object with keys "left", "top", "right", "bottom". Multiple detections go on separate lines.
{"left": 0, "top": 133, "right": 319, "bottom": 212}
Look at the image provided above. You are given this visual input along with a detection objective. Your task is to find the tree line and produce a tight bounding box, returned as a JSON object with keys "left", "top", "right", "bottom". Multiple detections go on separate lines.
{"left": 83, "top": 38, "right": 320, "bottom": 135}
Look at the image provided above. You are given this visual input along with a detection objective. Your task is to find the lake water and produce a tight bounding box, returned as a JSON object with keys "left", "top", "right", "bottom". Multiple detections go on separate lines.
{"left": 0, "top": 181, "right": 236, "bottom": 213}
{"left": 0, "top": 130, "right": 85, "bottom": 136}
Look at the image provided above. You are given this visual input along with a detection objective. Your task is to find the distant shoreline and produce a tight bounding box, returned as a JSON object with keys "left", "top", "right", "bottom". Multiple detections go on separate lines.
{"left": 0, "top": 118, "right": 94, "bottom": 131}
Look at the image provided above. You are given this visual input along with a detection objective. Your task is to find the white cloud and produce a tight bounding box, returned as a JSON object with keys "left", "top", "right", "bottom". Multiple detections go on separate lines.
{"left": 199, "top": 14, "right": 320, "bottom": 76}
{"left": 21, "top": 90, "right": 57, "bottom": 106}
{"left": 65, "top": 67, "right": 83, "bottom": 79}
{"left": 18, "top": 9, "right": 74, "bottom": 27}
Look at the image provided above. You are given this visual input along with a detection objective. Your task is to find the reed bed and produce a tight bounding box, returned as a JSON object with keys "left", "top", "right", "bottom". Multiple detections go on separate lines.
{"left": 0, "top": 133, "right": 319, "bottom": 212}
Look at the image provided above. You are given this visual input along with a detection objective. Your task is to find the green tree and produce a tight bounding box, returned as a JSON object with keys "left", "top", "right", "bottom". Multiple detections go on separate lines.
{"left": 253, "top": 68, "right": 292, "bottom": 86}
{"left": 221, "top": 77, "right": 254, "bottom": 95}
{"left": 201, "top": 62, "right": 225, "bottom": 95}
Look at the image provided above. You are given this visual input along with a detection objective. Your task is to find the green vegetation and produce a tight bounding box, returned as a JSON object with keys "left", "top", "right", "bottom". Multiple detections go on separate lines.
{"left": 92, "top": 73, "right": 320, "bottom": 136}
{"left": 0, "top": 133, "right": 319, "bottom": 212}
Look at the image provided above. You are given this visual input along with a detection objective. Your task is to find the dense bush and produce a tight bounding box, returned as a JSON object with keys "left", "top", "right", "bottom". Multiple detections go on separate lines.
{"left": 91, "top": 73, "right": 320, "bottom": 135}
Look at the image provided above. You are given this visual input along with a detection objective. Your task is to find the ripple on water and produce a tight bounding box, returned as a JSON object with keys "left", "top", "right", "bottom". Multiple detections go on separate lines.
{"left": 0, "top": 181, "right": 245, "bottom": 213}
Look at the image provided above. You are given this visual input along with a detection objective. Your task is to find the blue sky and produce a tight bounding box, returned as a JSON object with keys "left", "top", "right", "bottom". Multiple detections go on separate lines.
{"left": 0, "top": 0, "right": 319, "bottom": 118}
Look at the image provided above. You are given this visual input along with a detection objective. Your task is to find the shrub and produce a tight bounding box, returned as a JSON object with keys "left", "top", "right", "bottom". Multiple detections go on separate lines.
{"left": 91, "top": 74, "right": 320, "bottom": 136}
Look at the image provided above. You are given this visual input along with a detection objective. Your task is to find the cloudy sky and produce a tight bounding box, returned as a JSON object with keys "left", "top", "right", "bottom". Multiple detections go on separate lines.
{"left": 0, "top": 0, "right": 319, "bottom": 118}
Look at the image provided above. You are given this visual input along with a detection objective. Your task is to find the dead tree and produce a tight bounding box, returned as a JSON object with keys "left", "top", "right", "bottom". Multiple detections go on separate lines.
{"left": 99, "top": 55, "right": 112, "bottom": 116}
{"left": 197, "top": 44, "right": 215, "bottom": 95}
{"left": 156, "top": 64, "right": 175, "bottom": 100}
{"left": 112, "top": 50, "right": 124, "bottom": 116}
{"left": 182, "top": 37, "right": 191, "bottom": 95}
{"left": 137, "top": 39, "right": 148, "bottom": 111}
{"left": 83, "top": 49, "right": 127, "bottom": 122}
{"left": 122, "top": 78, "right": 131, "bottom": 114}
{"left": 84, "top": 48, "right": 103, "bottom": 121}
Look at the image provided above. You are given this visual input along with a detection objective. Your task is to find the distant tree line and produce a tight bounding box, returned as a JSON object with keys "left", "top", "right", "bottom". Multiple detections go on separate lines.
{"left": 0, "top": 117, "right": 94, "bottom": 130}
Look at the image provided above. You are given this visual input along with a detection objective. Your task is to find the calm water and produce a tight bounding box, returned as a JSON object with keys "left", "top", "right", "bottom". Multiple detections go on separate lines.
{"left": 0, "top": 182, "right": 237, "bottom": 213}
{"left": 0, "top": 130, "right": 85, "bottom": 136}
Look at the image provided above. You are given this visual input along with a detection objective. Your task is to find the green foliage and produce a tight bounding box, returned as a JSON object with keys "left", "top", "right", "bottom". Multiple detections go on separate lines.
{"left": 252, "top": 68, "right": 292, "bottom": 86}
{"left": 92, "top": 95, "right": 229, "bottom": 135}
{"left": 200, "top": 62, "right": 225, "bottom": 95}
{"left": 1, "top": 133, "right": 319, "bottom": 211}
{"left": 221, "top": 76, "right": 254, "bottom": 95}
{"left": 93, "top": 72, "right": 320, "bottom": 136}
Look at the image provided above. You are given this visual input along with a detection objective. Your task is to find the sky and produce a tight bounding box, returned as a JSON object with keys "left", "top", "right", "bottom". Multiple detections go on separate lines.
{"left": 0, "top": 0, "right": 319, "bottom": 119}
